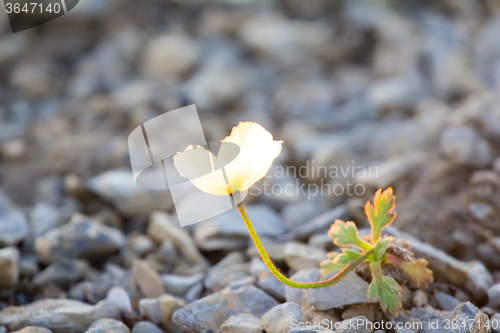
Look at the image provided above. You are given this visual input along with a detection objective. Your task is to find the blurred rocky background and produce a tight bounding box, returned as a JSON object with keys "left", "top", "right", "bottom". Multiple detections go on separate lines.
{"left": 1, "top": 0, "right": 500, "bottom": 332}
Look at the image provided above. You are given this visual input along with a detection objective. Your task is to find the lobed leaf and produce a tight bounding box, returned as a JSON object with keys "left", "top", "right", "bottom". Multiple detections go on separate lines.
{"left": 320, "top": 249, "right": 362, "bottom": 277}
{"left": 378, "top": 275, "right": 402, "bottom": 314}
{"left": 328, "top": 220, "right": 370, "bottom": 250}
{"left": 367, "top": 279, "right": 380, "bottom": 300}
{"left": 340, "top": 249, "right": 362, "bottom": 262}
{"left": 369, "top": 261, "right": 402, "bottom": 314}
{"left": 373, "top": 236, "right": 394, "bottom": 260}
{"left": 365, "top": 188, "right": 396, "bottom": 243}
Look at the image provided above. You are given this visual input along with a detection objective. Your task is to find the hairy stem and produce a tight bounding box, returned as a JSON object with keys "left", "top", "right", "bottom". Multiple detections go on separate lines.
{"left": 236, "top": 202, "right": 373, "bottom": 289}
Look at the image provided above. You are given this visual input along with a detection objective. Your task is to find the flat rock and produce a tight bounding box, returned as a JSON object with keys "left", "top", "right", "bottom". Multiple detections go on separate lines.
{"left": 282, "top": 201, "right": 327, "bottom": 232}
{"left": 354, "top": 151, "right": 427, "bottom": 190}
{"left": 368, "top": 76, "right": 425, "bottom": 113}
{"left": 184, "top": 60, "right": 246, "bottom": 110}
{"left": 172, "top": 285, "right": 278, "bottom": 332}
{"left": 285, "top": 269, "right": 320, "bottom": 312}
{"left": 0, "top": 191, "right": 28, "bottom": 246}
{"left": 447, "top": 302, "right": 489, "bottom": 333}
{"left": 105, "top": 286, "right": 134, "bottom": 317}
{"left": 35, "top": 214, "right": 126, "bottom": 264}
{"left": 308, "top": 233, "right": 336, "bottom": 251}
{"left": 249, "top": 257, "right": 269, "bottom": 277}
{"left": 184, "top": 282, "right": 203, "bottom": 303}
{"left": 439, "top": 126, "right": 492, "bottom": 168}
{"left": 229, "top": 276, "right": 256, "bottom": 290}
{"left": 128, "top": 234, "right": 154, "bottom": 257}
{"left": 161, "top": 273, "right": 204, "bottom": 296}
{"left": 239, "top": 15, "right": 330, "bottom": 66}
{"left": 132, "top": 259, "right": 164, "bottom": 298}
{"left": 11, "top": 62, "right": 55, "bottom": 98}
{"left": 33, "top": 259, "right": 89, "bottom": 287}
{"left": 195, "top": 204, "right": 284, "bottom": 251}
{"left": 0, "top": 247, "right": 20, "bottom": 292}
{"left": 285, "top": 269, "right": 374, "bottom": 320}
{"left": 217, "top": 313, "right": 263, "bottom": 333}
{"left": 341, "top": 304, "right": 378, "bottom": 322}
{"left": 141, "top": 33, "right": 200, "bottom": 78}
{"left": 205, "top": 252, "right": 248, "bottom": 292}
{"left": 156, "top": 240, "right": 178, "bottom": 267}
{"left": 490, "top": 314, "right": 500, "bottom": 333}
{"left": 309, "top": 271, "right": 373, "bottom": 310}
{"left": 110, "top": 80, "right": 157, "bottom": 110}
{"left": 87, "top": 170, "right": 172, "bottom": 220}
{"left": 148, "top": 212, "right": 208, "bottom": 267}
{"left": 19, "top": 255, "right": 39, "bottom": 278}
{"left": 138, "top": 294, "right": 185, "bottom": 327}
{"left": 247, "top": 240, "right": 287, "bottom": 264}
{"left": 412, "top": 289, "right": 429, "bottom": 308}
{"left": 257, "top": 272, "right": 286, "bottom": 302}
{"left": 261, "top": 302, "right": 303, "bottom": 333}
{"left": 0, "top": 299, "right": 120, "bottom": 333}
{"left": 11, "top": 328, "right": 52, "bottom": 333}
{"left": 435, "top": 292, "right": 460, "bottom": 311}
{"left": 131, "top": 321, "right": 165, "bottom": 333}
{"left": 368, "top": 104, "right": 448, "bottom": 159}
{"left": 487, "top": 283, "right": 500, "bottom": 309}
{"left": 283, "top": 242, "right": 326, "bottom": 271}
{"left": 410, "top": 305, "right": 442, "bottom": 322}
{"left": 385, "top": 226, "right": 494, "bottom": 301}
{"left": 87, "top": 318, "right": 129, "bottom": 333}
{"left": 30, "top": 202, "right": 64, "bottom": 237}
{"left": 279, "top": 206, "right": 347, "bottom": 242}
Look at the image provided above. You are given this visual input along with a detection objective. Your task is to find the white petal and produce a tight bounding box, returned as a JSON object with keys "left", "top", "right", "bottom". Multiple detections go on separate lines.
{"left": 219, "top": 122, "right": 283, "bottom": 192}
{"left": 173, "top": 145, "right": 230, "bottom": 195}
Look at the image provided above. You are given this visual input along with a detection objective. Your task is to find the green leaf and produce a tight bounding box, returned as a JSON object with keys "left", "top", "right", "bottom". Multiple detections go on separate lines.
{"left": 378, "top": 276, "right": 402, "bottom": 314}
{"left": 339, "top": 249, "right": 362, "bottom": 262}
{"left": 365, "top": 188, "right": 396, "bottom": 243}
{"left": 373, "top": 236, "right": 393, "bottom": 260}
{"left": 367, "top": 278, "right": 379, "bottom": 300}
{"left": 328, "top": 220, "right": 370, "bottom": 250}
{"left": 320, "top": 249, "right": 362, "bottom": 277}
{"left": 369, "top": 261, "right": 402, "bottom": 314}
{"left": 332, "top": 248, "right": 362, "bottom": 266}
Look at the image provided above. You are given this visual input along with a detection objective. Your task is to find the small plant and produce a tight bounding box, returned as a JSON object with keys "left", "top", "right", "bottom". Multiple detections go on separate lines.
{"left": 320, "top": 188, "right": 433, "bottom": 314}
{"left": 173, "top": 122, "right": 432, "bottom": 315}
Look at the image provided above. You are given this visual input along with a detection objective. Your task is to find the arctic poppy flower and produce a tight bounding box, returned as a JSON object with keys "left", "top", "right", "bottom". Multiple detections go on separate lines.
{"left": 173, "top": 121, "right": 283, "bottom": 195}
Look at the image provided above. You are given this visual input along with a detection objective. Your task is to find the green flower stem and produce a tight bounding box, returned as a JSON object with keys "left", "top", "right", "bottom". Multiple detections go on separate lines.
{"left": 236, "top": 202, "right": 373, "bottom": 289}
